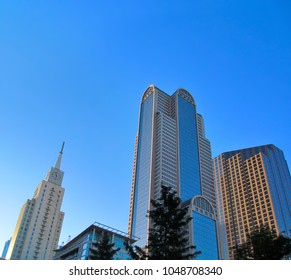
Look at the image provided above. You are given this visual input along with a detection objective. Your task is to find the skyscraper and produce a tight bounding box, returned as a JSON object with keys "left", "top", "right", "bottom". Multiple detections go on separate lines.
{"left": 128, "top": 85, "right": 218, "bottom": 259}
{"left": 6, "top": 144, "right": 66, "bottom": 260}
{"left": 1, "top": 238, "right": 11, "bottom": 259}
{"left": 214, "top": 144, "right": 291, "bottom": 259}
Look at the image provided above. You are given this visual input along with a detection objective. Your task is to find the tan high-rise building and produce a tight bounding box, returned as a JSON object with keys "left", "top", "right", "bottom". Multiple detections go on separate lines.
{"left": 6, "top": 144, "right": 66, "bottom": 260}
{"left": 214, "top": 144, "right": 291, "bottom": 259}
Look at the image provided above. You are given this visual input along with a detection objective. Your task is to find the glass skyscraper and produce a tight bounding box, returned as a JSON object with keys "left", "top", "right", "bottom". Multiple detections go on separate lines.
{"left": 128, "top": 85, "right": 218, "bottom": 259}
{"left": 214, "top": 144, "right": 291, "bottom": 259}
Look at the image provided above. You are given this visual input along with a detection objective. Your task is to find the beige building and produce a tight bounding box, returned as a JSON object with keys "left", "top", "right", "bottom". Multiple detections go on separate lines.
{"left": 214, "top": 145, "right": 291, "bottom": 259}
{"left": 6, "top": 144, "right": 65, "bottom": 260}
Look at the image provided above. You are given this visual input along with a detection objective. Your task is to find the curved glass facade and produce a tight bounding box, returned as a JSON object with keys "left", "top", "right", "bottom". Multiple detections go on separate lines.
{"left": 131, "top": 94, "right": 154, "bottom": 245}
{"left": 193, "top": 212, "right": 218, "bottom": 260}
{"left": 262, "top": 147, "right": 291, "bottom": 235}
{"left": 177, "top": 96, "right": 201, "bottom": 201}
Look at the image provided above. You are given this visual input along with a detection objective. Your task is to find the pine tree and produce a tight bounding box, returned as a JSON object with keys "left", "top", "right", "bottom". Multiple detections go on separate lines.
{"left": 124, "top": 241, "right": 147, "bottom": 260}
{"left": 235, "top": 224, "right": 291, "bottom": 260}
{"left": 89, "top": 233, "right": 120, "bottom": 260}
{"left": 146, "top": 185, "right": 200, "bottom": 260}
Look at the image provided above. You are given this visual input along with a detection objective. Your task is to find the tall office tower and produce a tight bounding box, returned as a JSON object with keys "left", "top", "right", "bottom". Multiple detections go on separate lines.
{"left": 128, "top": 85, "right": 218, "bottom": 259}
{"left": 213, "top": 144, "right": 291, "bottom": 260}
{"left": 197, "top": 114, "right": 216, "bottom": 211}
{"left": 6, "top": 144, "right": 66, "bottom": 260}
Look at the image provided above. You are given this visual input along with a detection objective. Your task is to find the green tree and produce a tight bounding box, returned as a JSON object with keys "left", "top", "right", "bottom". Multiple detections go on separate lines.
{"left": 89, "top": 233, "right": 120, "bottom": 260}
{"left": 147, "top": 185, "right": 200, "bottom": 260}
{"left": 235, "top": 224, "right": 291, "bottom": 260}
{"left": 124, "top": 241, "right": 147, "bottom": 260}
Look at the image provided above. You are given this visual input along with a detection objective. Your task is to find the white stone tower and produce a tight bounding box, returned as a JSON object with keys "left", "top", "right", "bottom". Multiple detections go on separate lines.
{"left": 7, "top": 143, "right": 66, "bottom": 260}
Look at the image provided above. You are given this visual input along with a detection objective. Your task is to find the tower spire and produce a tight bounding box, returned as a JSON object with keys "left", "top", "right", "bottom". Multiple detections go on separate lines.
{"left": 55, "top": 142, "right": 65, "bottom": 170}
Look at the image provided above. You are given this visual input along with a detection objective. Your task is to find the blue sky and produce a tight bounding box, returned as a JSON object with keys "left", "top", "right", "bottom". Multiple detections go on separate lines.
{"left": 0, "top": 1, "right": 290, "bottom": 251}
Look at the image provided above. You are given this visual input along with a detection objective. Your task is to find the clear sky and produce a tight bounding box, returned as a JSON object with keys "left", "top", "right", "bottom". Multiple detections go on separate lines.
{"left": 0, "top": 1, "right": 290, "bottom": 252}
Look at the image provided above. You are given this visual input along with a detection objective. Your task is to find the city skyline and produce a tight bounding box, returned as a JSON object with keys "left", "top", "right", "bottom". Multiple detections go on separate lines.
{"left": 1, "top": 1, "right": 290, "bottom": 253}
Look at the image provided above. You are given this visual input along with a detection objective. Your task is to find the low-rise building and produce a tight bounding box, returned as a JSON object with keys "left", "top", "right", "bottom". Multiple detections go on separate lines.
{"left": 54, "top": 222, "right": 137, "bottom": 260}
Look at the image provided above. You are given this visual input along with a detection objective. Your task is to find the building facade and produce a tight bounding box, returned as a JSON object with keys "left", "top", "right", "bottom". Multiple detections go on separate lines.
{"left": 6, "top": 144, "right": 66, "bottom": 260}
{"left": 214, "top": 144, "right": 291, "bottom": 259}
{"left": 54, "top": 222, "right": 136, "bottom": 260}
{"left": 1, "top": 238, "right": 11, "bottom": 259}
{"left": 128, "top": 85, "right": 218, "bottom": 259}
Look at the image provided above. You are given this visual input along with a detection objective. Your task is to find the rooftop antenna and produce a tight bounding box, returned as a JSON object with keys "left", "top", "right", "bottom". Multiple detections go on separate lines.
{"left": 55, "top": 142, "right": 65, "bottom": 170}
